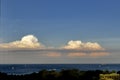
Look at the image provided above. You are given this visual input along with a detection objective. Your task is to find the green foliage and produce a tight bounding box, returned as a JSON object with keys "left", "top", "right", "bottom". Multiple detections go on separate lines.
{"left": 0, "top": 70, "right": 119, "bottom": 80}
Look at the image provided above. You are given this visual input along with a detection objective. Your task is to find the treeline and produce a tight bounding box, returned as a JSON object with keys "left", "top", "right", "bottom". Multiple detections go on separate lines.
{"left": 0, "top": 69, "right": 120, "bottom": 80}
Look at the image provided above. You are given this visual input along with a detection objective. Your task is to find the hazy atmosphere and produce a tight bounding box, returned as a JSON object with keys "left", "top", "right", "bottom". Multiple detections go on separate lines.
{"left": 0, "top": 0, "right": 120, "bottom": 64}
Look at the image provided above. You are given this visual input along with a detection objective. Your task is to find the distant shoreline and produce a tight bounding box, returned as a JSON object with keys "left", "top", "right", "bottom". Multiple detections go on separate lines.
{"left": 0, "top": 63, "right": 120, "bottom": 64}
{"left": 0, "top": 64, "right": 120, "bottom": 75}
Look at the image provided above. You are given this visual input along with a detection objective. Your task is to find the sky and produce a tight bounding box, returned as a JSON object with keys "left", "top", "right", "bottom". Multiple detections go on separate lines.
{"left": 0, "top": 0, "right": 120, "bottom": 64}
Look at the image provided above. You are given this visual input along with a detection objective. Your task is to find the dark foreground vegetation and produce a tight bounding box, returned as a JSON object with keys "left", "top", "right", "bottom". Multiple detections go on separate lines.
{"left": 0, "top": 69, "right": 120, "bottom": 80}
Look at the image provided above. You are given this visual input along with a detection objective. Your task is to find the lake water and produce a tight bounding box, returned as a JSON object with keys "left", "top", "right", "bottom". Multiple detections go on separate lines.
{"left": 0, "top": 64, "right": 120, "bottom": 75}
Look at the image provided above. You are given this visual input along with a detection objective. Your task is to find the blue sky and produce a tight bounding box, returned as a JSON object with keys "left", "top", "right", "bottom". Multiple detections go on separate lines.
{"left": 0, "top": 0, "right": 120, "bottom": 63}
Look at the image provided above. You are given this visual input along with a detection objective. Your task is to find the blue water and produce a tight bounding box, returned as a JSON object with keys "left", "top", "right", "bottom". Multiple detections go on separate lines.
{"left": 0, "top": 64, "right": 120, "bottom": 75}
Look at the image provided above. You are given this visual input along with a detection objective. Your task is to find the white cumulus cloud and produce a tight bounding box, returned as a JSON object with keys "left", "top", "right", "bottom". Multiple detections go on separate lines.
{"left": 63, "top": 40, "right": 104, "bottom": 50}
{"left": 0, "top": 35, "right": 44, "bottom": 49}
{"left": 63, "top": 40, "right": 109, "bottom": 57}
{"left": 0, "top": 36, "right": 110, "bottom": 58}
